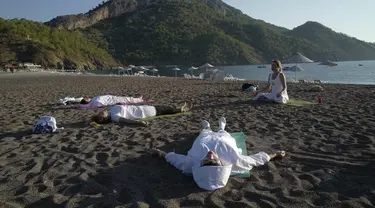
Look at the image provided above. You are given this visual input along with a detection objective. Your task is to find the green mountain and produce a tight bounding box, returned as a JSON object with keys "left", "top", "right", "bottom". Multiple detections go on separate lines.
{"left": 285, "top": 21, "right": 375, "bottom": 61}
{"left": 2, "top": 0, "right": 375, "bottom": 68}
{"left": 0, "top": 18, "right": 117, "bottom": 69}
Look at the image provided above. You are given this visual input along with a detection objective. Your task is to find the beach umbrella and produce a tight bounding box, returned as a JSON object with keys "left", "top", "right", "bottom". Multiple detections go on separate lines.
{"left": 138, "top": 66, "right": 147, "bottom": 71}
{"left": 199, "top": 63, "right": 214, "bottom": 72}
{"left": 282, "top": 52, "right": 314, "bottom": 63}
{"left": 286, "top": 65, "right": 304, "bottom": 72}
{"left": 282, "top": 52, "right": 313, "bottom": 80}
{"left": 150, "top": 68, "right": 158, "bottom": 76}
{"left": 137, "top": 71, "right": 144, "bottom": 76}
{"left": 172, "top": 67, "right": 181, "bottom": 77}
{"left": 319, "top": 60, "right": 338, "bottom": 67}
{"left": 188, "top": 66, "right": 198, "bottom": 75}
{"left": 143, "top": 67, "right": 150, "bottom": 75}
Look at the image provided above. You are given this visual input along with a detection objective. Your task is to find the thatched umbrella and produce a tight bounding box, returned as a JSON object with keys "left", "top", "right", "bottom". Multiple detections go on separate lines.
{"left": 188, "top": 66, "right": 198, "bottom": 75}
{"left": 199, "top": 63, "right": 214, "bottom": 72}
{"left": 284, "top": 65, "right": 305, "bottom": 72}
{"left": 172, "top": 67, "right": 181, "bottom": 77}
{"left": 282, "top": 52, "right": 313, "bottom": 80}
{"left": 150, "top": 68, "right": 158, "bottom": 76}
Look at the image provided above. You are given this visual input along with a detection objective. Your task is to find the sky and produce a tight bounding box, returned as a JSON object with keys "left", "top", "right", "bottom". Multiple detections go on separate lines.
{"left": 0, "top": 0, "right": 374, "bottom": 42}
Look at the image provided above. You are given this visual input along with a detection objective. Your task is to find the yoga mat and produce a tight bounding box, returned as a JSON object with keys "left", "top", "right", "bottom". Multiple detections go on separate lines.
{"left": 77, "top": 100, "right": 154, "bottom": 109}
{"left": 230, "top": 132, "right": 251, "bottom": 178}
{"left": 138, "top": 112, "right": 192, "bottom": 121}
{"left": 285, "top": 98, "right": 316, "bottom": 107}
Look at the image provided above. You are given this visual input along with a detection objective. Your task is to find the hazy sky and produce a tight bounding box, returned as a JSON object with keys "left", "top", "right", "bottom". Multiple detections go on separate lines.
{"left": 0, "top": 0, "right": 374, "bottom": 42}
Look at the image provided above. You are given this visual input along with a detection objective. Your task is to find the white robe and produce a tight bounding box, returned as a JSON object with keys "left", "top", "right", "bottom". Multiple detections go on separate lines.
{"left": 80, "top": 95, "right": 145, "bottom": 108}
{"left": 165, "top": 130, "right": 270, "bottom": 190}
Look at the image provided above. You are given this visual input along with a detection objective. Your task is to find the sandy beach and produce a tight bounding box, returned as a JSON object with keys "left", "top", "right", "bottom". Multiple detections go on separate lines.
{"left": 0, "top": 72, "right": 374, "bottom": 208}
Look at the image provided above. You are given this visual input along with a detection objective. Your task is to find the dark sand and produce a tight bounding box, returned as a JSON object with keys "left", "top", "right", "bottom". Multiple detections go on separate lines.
{"left": 0, "top": 72, "right": 374, "bottom": 208}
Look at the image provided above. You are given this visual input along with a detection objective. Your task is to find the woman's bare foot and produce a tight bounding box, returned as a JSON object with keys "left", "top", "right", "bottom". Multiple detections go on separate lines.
{"left": 269, "top": 151, "right": 286, "bottom": 160}
{"left": 150, "top": 148, "right": 167, "bottom": 158}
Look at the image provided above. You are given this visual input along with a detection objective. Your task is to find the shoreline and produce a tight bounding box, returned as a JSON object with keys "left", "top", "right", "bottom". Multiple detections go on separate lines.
{"left": 2, "top": 70, "right": 375, "bottom": 86}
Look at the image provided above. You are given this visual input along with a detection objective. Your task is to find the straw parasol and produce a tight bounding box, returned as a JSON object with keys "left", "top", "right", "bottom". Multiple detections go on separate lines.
{"left": 150, "top": 68, "right": 158, "bottom": 76}
{"left": 199, "top": 63, "right": 214, "bottom": 72}
{"left": 282, "top": 52, "right": 314, "bottom": 63}
{"left": 284, "top": 65, "right": 304, "bottom": 72}
{"left": 172, "top": 67, "right": 181, "bottom": 77}
{"left": 282, "top": 52, "right": 313, "bottom": 80}
{"left": 188, "top": 66, "right": 198, "bottom": 75}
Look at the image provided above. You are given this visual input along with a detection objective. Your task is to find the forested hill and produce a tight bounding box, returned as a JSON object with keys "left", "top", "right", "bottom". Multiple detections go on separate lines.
{"left": 2, "top": 0, "right": 375, "bottom": 68}
{"left": 286, "top": 21, "right": 375, "bottom": 61}
{"left": 0, "top": 18, "right": 117, "bottom": 69}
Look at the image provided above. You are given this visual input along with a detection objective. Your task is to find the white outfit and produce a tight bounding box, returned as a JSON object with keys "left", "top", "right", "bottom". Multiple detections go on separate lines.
{"left": 253, "top": 73, "right": 289, "bottom": 104}
{"left": 108, "top": 105, "right": 157, "bottom": 122}
{"left": 165, "top": 129, "right": 270, "bottom": 190}
{"left": 81, "top": 95, "right": 145, "bottom": 108}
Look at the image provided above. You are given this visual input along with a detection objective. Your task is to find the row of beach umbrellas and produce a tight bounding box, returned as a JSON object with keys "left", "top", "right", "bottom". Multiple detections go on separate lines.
{"left": 172, "top": 63, "right": 215, "bottom": 77}
{"left": 121, "top": 53, "right": 336, "bottom": 79}
{"left": 119, "top": 65, "right": 159, "bottom": 76}
{"left": 119, "top": 63, "right": 216, "bottom": 77}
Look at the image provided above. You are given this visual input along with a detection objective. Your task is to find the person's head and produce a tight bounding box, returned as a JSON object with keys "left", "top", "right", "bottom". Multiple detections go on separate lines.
{"left": 271, "top": 60, "right": 282, "bottom": 73}
{"left": 80, "top": 97, "right": 91, "bottom": 104}
{"left": 201, "top": 151, "right": 223, "bottom": 167}
{"left": 92, "top": 109, "right": 110, "bottom": 124}
{"left": 193, "top": 150, "right": 232, "bottom": 190}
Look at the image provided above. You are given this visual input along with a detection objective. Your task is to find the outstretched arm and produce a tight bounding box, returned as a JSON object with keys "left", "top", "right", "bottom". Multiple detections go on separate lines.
{"left": 235, "top": 151, "right": 285, "bottom": 170}
{"left": 165, "top": 152, "right": 194, "bottom": 174}
{"left": 254, "top": 75, "right": 271, "bottom": 94}
{"left": 118, "top": 117, "right": 148, "bottom": 126}
{"left": 235, "top": 152, "right": 271, "bottom": 170}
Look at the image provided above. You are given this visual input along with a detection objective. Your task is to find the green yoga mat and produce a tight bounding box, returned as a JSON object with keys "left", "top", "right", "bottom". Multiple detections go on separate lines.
{"left": 230, "top": 132, "right": 251, "bottom": 178}
{"left": 138, "top": 111, "right": 192, "bottom": 121}
{"left": 286, "top": 98, "right": 316, "bottom": 107}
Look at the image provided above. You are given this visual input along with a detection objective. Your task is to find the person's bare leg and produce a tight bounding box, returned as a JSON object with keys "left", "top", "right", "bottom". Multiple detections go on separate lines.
{"left": 269, "top": 151, "right": 286, "bottom": 160}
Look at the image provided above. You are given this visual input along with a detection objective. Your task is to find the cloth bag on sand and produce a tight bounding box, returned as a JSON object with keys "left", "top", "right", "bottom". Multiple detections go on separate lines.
{"left": 33, "top": 116, "right": 63, "bottom": 134}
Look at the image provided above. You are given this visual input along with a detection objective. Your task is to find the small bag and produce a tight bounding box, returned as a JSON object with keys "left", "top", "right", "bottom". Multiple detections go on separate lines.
{"left": 33, "top": 116, "right": 63, "bottom": 134}
{"left": 241, "top": 83, "right": 253, "bottom": 91}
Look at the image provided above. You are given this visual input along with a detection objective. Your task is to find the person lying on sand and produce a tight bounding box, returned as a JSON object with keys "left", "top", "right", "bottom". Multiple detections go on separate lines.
{"left": 151, "top": 117, "right": 286, "bottom": 190}
{"left": 252, "top": 60, "right": 289, "bottom": 104}
{"left": 91, "top": 102, "right": 193, "bottom": 126}
{"left": 79, "top": 94, "right": 149, "bottom": 108}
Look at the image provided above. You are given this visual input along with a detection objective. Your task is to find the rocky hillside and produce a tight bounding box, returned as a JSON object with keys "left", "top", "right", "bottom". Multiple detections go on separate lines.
{"left": 46, "top": 0, "right": 287, "bottom": 33}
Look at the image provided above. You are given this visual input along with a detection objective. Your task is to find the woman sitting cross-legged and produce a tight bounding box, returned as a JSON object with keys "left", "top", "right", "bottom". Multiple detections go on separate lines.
{"left": 252, "top": 60, "right": 289, "bottom": 104}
